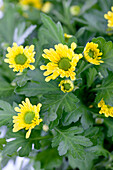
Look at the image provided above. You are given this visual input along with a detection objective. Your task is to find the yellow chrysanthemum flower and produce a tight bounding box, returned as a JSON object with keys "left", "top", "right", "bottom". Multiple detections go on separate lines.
{"left": 104, "top": 7, "right": 113, "bottom": 27}
{"left": 40, "top": 43, "right": 83, "bottom": 82}
{"left": 4, "top": 43, "right": 35, "bottom": 72}
{"left": 19, "top": 0, "right": 43, "bottom": 10}
{"left": 84, "top": 42, "right": 104, "bottom": 65}
{"left": 13, "top": 98, "right": 43, "bottom": 139}
{"left": 59, "top": 80, "right": 74, "bottom": 93}
{"left": 98, "top": 98, "right": 113, "bottom": 117}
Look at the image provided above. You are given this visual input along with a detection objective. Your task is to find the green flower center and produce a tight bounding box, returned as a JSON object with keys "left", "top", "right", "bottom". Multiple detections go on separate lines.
{"left": 15, "top": 54, "right": 27, "bottom": 65}
{"left": 88, "top": 50, "right": 94, "bottom": 58}
{"left": 29, "top": 2, "right": 34, "bottom": 7}
{"left": 24, "top": 111, "right": 35, "bottom": 124}
{"left": 58, "top": 58, "right": 71, "bottom": 71}
{"left": 63, "top": 83, "right": 71, "bottom": 91}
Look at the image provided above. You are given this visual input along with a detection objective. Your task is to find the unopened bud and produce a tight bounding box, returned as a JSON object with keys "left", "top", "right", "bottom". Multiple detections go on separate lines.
{"left": 70, "top": 5, "right": 80, "bottom": 16}
{"left": 95, "top": 118, "right": 104, "bottom": 124}
{"left": 43, "top": 124, "right": 49, "bottom": 132}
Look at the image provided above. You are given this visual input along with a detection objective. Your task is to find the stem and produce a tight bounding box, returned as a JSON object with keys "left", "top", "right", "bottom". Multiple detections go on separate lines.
{"left": 30, "top": 135, "right": 52, "bottom": 141}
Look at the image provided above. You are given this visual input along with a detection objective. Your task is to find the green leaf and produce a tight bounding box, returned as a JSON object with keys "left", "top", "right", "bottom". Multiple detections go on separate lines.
{"left": 75, "top": 27, "right": 86, "bottom": 38}
{"left": 0, "top": 100, "right": 16, "bottom": 127}
{"left": 83, "top": 11, "right": 105, "bottom": 33}
{"left": 0, "top": 138, "right": 6, "bottom": 150}
{"left": 104, "top": 118, "right": 113, "bottom": 137}
{"left": 42, "top": 93, "right": 79, "bottom": 125}
{"left": 0, "top": 81, "right": 14, "bottom": 97}
{"left": 87, "top": 68, "right": 97, "bottom": 87}
{"left": 57, "top": 22, "right": 64, "bottom": 44}
{"left": 67, "top": 36, "right": 77, "bottom": 47}
{"left": 41, "top": 13, "right": 64, "bottom": 44}
{"left": 81, "top": 106, "right": 93, "bottom": 129}
{"left": 15, "top": 69, "right": 60, "bottom": 96}
{"left": 33, "top": 161, "right": 44, "bottom": 170}
{"left": 62, "top": 105, "right": 82, "bottom": 126}
{"left": 84, "top": 127, "right": 100, "bottom": 145}
{"left": 35, "top": 148, "right": 62, "bottom": 169}
{"left": 4, "top": 130, "right": 44, "bottom": 157}
{"left": 86, "top": 145, "right": 109, "bottom": 157}
{"left": 62, "top": 101, "right": 93, "bottom": 127}
{"left": 76, "top": 60, "right": 92, "bottom": 77}
{"left": 52, "top": 127, "right": 92, "bottom": 159}
{"left": 99, "top": 0, "right": 112, "bottom": 12}
{"left": 13, "top": 74, "right": 31, "bottom": 87}
{"left": 3, "top": 130, "right": 32, "bottom": 157}
{"left": 92, "top": 37, "right": 113, "bottom": 71}
{"left": 0, "top": 4, "right": 18, "bottom": 44}
{"left": 68, "top": 153, "right": 95, "bottom": 170}
{"left": 80, "top": 0, "right": 97, "bottom": 15}
{"left": 95, "top": 72, "right": 113, "bottom": 105}
{"left": 15, "top": 81, "right": 59, "bottom": 97}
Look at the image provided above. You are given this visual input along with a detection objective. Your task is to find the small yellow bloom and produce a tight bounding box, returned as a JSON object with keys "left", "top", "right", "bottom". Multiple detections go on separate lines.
{"left": 19, "top": 0, "right": 43, "bottom": 10}
{"left": 13, "top": 98, "right": 43, "bottom": 139}
{"left": 59, "top": 80, "right": 74, "bottom": 93}
{"left": 41, "top": 2, "right": 52, "bottom": 13}
{"left": 40, "top": 43, "right": 82, "bottom": 82}
{"left": 4, "top": 43, "right": 35, "bottom": 72}
{"left": 98, "top": 99, "right": 113, "bottom": 117}
{"left": 84, "top": 42, "right": 103, "bottom": 65}
{"left": 70, "top": 5, "right": 80, "bottom": 16}
{"left": 104, "top": 7, "right": 113, "bottom": 27}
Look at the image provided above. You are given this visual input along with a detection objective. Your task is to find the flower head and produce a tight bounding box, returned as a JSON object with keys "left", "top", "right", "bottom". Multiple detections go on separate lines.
{"left": 40, "top": 43, "right": 83, "bottom": 82}
{"left": 4, "top": 43, "right": 35, "bottom": 72}
{"left": 104, "top": 7, "right": 113, "bottom": 27}
{"left": 59, "top": 80, "right": 74, "bottom": 93}
{"left": 84, "top": 42, "right": 103, "bottom": 65}
{"left": 19, "top": 0, "right": 43, "bottom": 10}
{"left": 13, "top": 98, "right": 43, "bottom": 138}
{"left": 98, "top": 98, "right": 113, "bottom": 117}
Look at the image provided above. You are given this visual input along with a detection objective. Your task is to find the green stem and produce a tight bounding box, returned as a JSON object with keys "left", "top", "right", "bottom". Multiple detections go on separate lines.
{"left": 30, "top": 135, "right": 52, "bottom": 141}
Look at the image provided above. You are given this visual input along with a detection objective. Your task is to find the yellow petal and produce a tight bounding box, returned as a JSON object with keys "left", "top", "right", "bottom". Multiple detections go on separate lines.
{"left": 26, "top": 128, "right": 32, "bottom": 139}
{"left": 71, "top": 42, "right": 77, "bottom": 51}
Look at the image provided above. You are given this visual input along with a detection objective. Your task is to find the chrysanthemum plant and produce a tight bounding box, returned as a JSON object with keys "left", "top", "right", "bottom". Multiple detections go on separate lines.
{"left": 1, "top": 11, "right": 113, "bottom": 169}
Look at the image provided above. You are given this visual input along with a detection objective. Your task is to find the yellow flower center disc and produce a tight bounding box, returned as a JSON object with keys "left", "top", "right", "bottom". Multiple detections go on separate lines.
{"left": 24, "top": 111, "right": 35, "bottom": 124}
{"left": 63, "top": 83, "right": 71, "bottom": 90}
{"left": 15, "top": 54, "right": 27, "bottom": 65}
{"left": 58, "top": 58, "right": 71, "bottom": 71}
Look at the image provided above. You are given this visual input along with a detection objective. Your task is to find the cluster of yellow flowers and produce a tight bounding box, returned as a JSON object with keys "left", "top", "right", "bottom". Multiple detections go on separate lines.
{"left": 98, "top": 99, "right": 113, "bottom": 117}
{"left": 4, "top": 7, "right": 113, "bottom": 139}
{"left": 19, "top": 0, "right": 52, "bottom": 13}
